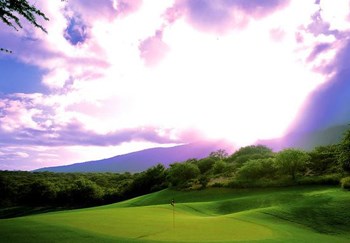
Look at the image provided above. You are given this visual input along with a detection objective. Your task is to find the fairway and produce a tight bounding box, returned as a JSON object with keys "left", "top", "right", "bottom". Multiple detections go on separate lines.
{"left": 1, "top": 186, "right": 350, "bottom": 242}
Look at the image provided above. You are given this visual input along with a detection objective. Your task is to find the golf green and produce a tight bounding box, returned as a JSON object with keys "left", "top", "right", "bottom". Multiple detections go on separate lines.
{"left": 1, "top": 186, "right": 350, "bottom": 242}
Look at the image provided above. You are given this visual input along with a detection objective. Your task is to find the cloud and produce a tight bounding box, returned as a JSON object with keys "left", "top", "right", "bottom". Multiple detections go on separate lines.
{"left": 1, "top": 0, "right": 350, "bottom": 170}
{"left": 163, "top": 0, "right": 290, "bottom": 33}
{"left": 0, "top": 93, "right": 198, "bottom": 147}
{"left": 66, "top": 0, "right": 117, "bottom": 22}
{"left": 114, "top": 0, "right": 143, "bottom": 16}
{"left": 307, "top": 43, "right": 332, "bottom": 62}
{"left": 139, "top": 30, "right": 170, "bottom": 66}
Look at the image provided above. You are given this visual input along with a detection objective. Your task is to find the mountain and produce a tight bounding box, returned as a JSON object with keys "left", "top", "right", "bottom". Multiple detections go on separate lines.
{"left": 257, "top": 124, "right": 349, "bottom": 151}
{"left": 34, "top": 140, "right": 234, "bottom": 173}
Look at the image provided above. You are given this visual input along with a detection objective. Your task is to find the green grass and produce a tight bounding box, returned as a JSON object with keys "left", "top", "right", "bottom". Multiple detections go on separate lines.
{"left": 1, "top": 186, "right": 350, "bottom": 242}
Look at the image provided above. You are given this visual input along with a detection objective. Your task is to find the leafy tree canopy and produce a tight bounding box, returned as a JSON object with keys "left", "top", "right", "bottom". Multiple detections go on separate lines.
{"left": 338, "top": 128, "right": 350, "bottom": 172}
{"left": 228, "top": 145, "right": 273, "bottom": 165}
{"left": 276, "top": 148, "right": 310, "bottom": 181}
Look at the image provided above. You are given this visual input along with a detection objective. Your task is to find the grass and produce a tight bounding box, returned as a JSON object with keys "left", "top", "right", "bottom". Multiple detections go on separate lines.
{"left": 1, "top": 186, "right": 350, "bottom": 242}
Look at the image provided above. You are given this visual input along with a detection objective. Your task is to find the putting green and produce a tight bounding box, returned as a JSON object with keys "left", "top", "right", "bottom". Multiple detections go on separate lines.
{"left": 1, "top": 186, "right": 350, "bottom": 242}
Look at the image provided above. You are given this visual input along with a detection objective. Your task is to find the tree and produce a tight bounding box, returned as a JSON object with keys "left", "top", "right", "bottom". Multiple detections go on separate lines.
{"left": 68, "top": 178, "right": 103, "bottom": 205}
{"left": 209, "top": 149, "right": 229, "bottom": 161}
{"left": 308, "top": 145, "right": 340, "bottom": 175}
{"left": 127, "top": 164, "right": 167, "bottom": 196}
{"left": 167, "top": 162, "right": 200, "bottom": 188}
{"left": 212, "top": 160, "right": 227, "bottom": 174}
{"left": 338, "top": 128, "right": 350, "bottom": 172}
{"left": 197, "top": 157, "right": 216, "bottom": 174}
{"left": 237, "top": 158, "right": 277, "bottom": 180}
{"left": 276, "top": 148, "right": 310, "bottom": 181}
{"left": 228, "top": 145, "right": 273, "bottom": 166}
{"left": 1, "top": 0, "right": 49, "bottom": 53}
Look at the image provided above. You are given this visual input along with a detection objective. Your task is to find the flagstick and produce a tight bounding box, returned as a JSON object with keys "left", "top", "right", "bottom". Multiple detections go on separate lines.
{"left": 171, "top": 199, "right": 175, "bottom": 229}
{"left": 173, "top": 203, "right": 175, "bottom": 229}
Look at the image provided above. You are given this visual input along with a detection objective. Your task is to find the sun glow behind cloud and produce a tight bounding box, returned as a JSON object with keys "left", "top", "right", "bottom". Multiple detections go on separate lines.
{"left": 1, "top": 0, "right": 349, "bottom": 170}
{"left": 75, "top": 0, "right": 328, "bottom": 145}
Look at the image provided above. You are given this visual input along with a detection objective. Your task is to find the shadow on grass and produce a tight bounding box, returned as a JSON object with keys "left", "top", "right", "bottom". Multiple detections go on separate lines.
{"left": 0, "top": 206, "right": 77, "bottom": 219}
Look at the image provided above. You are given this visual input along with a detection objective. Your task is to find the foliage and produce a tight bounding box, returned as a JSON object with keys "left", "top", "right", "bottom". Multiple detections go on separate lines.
{"left": 0, "top": 0, "right": 51, "bottom": 53}
{"left": 0, "top": 171, "right": 138, "bottom": 208}
{"left": 126, "top": 164, "right": 167, "bottom": 196}
{"left": 338, "top": 128, "right": 350, "bottom": 172}
{"left": 167, "top": 162, "right": 200, "bottom": 188}
{"left": 197, "top": 157, "right": 216, "bottom": 174}
{"left": 341, "top": 177, "right": 350, "bottom": 190}
{"left": 308, "top": 145, "right": 341, "bottom": 175}
{"left": 0, "top": 0, "right": 49, "bottom": 32}
{"left": 297, "top": 174, "right": 342, "bottom": 186}
{"left": 209, "top": 149, "right": 229, "bottom": 161}
{"left": 276, "top": 148, "right": 310, "bottom": 181}
{"left": 228, "top": 145, "right": 273, "bottom": 166}
{"left": 198, "top": 175, "right": 210, "bottom": 189}
{"left": 212, "top": 160, "right": 228, "bottom": 174}
{"left": 237, "top": 158, "right": 277, "bottom": 180}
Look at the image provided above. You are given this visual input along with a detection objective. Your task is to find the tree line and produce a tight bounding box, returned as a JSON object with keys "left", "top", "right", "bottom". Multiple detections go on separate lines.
{"left": 1, "top": 128, "right": 350, "bottom": 213}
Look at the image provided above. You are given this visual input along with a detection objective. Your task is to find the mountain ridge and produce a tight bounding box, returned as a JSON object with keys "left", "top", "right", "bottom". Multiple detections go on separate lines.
{"left": 34, "top": 140, "right": 234, "bottom": 173}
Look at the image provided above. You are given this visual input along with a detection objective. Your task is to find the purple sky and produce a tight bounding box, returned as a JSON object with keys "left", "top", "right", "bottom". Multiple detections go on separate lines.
{"left": 1, "top": 0, "right": 350, "bottom": 170}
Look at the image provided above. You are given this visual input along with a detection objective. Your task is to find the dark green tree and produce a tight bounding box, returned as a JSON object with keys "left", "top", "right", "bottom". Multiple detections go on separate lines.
{"left": 197, "top": 157, "right": 216, "bottom": 174}
{"left": 212, "top": 160, "right": 227, "bottom": 174}
{"left": 338, "top": 129, "right": 350, "bottom": 172}
{"left": 209, "top": 149, "right": 229, "bottom": 161}
{"left": 237, "top": 158, "right": 277, "bottom": 180}
{"left": 127, "top": 164, "right": 167, "bottom": 196}
{"left": 167, "top": 162, "right": 200, "bottom": 188}
{"left": 308, "top": 145, "right": 340, "bottom": 175}
{"left": 276, "top": 148, "right": 310, "bottom": 181}
{"left": 228, "top": 145, "right": 274, "bottom": 166}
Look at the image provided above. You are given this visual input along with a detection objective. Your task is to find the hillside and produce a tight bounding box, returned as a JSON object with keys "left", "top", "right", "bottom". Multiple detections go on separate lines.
{"left": 257, "top": 124, "right": 349, "bottom": 151}
{"left": 1, "top": 186, "right": 350, "bottom": 242}
{"left": 35, "top": 140, "right": 233, "bottom": 173}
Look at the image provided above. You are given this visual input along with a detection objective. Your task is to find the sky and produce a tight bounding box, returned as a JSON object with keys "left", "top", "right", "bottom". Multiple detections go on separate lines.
{"left": 0, "top": 0, "right": 350, "bottom": 170}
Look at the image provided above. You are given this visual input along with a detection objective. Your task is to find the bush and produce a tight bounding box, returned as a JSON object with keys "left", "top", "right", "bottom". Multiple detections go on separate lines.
{"left": 227, "top": 177, "right": 295, "bottom": 188}
{"left": 341, "top": 177, "right": 350, "bottom": 190}
{"left": 297, "top": 174, "right": 341, "bottom": 186}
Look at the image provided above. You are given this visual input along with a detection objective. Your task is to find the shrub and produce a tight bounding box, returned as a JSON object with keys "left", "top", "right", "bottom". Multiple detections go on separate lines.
{"left": 297, "top": 174, "right": 341, "bottom": 186}
{"left": 341, "top": 177, "right": 350, "bottom": 190}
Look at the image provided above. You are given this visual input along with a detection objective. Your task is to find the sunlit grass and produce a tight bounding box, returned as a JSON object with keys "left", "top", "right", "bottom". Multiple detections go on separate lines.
{"left": 1, "top": 186, "right": 350, "bottom": 242}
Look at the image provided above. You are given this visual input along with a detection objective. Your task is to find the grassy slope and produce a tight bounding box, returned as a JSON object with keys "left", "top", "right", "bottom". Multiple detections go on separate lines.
{"left": 1, "top": 186, "right": 350, "bottom": 242}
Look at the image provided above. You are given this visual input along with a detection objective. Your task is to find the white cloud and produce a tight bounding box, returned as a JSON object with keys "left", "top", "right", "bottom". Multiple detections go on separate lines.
{"left": 1, "top": 0, "right": 350, "bottom": 169}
